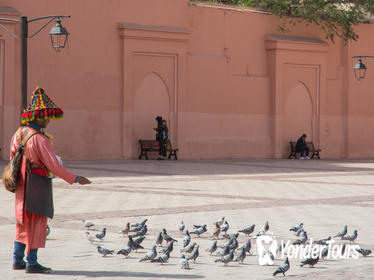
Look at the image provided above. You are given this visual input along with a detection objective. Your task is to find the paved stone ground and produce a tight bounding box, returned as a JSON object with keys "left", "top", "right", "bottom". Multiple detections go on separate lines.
{"left": 0, "top": 159, "right": 374, "bottom": 279}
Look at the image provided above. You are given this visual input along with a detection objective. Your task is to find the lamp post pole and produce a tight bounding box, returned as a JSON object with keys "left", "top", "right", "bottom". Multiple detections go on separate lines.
{"left": 21, "top": 16, "right": 28, "bottom": 111}
{"left": 0, "top": 15, "right": 70, "bottom": 114}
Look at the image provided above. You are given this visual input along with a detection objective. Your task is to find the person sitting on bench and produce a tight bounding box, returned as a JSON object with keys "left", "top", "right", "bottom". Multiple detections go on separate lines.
{"left": 154, "top": 116, "right": 168, "bottom": 159}
{"left": 296, "top": 134, "right": 309, "bottom": 160}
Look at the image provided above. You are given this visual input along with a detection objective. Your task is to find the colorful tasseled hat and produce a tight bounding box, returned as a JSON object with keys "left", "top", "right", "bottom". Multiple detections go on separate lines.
{"left": 21, "top": 86, "right": 63, "bottom": 125}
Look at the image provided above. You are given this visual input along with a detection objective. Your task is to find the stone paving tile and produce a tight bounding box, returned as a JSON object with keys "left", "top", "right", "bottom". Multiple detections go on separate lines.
{"left": 0, "top": 159, "right": 374, "bottom": 279}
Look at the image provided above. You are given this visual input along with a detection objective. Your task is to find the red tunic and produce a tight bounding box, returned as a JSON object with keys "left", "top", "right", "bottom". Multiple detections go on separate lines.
{"left": 10, "top": 127, "right": 76, "bottom": 253}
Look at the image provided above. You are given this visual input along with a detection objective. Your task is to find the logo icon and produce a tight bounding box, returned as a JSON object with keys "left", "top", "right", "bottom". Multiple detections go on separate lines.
{"left": 256, "top": 235, "right": 278, "bottom": 265}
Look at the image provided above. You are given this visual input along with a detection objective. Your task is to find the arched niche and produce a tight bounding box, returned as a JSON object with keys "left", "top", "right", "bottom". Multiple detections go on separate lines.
{"left": 281, "top": 82, "right": 313, "bottom": 157}
{"left": 131, "top": 72, "right": 170, "bottom": 158}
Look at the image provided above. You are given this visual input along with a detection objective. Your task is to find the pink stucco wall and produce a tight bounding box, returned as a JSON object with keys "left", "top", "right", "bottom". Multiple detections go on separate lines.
{"left": 1, "top": 0, "right": 374, "bottom": 159}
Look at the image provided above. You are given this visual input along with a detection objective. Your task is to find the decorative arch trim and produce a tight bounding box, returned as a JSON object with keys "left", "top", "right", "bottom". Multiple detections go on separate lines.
{"left": 135, "top": 71, "right": 171, "bottom": 102}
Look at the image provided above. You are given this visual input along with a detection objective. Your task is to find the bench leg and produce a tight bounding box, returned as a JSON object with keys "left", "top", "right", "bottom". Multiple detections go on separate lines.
{"left": 169, "top": 150, "right": 177, "bottom": 160}
{"left": 139, "top": 149, "right": 145, "bottom": 160}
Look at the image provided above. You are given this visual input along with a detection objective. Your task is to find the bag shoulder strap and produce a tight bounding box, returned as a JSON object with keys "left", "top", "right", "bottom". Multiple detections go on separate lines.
{"left": 15, "top": 127, "right": 39, "bottom": 148}
{"left": 21, "top": 130, "right": 39, "bottom": 147}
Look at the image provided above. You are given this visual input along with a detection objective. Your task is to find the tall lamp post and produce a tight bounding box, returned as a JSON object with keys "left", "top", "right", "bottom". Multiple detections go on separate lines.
{"left": 352, "top": 55, "right": 374, "bottom": 81}
{"left": 0, "top": 15, "right": 70, "bottom": 113}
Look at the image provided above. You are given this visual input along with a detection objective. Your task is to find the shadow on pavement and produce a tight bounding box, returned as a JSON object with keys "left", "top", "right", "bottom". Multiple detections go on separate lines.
{"left": 51, "top": 270, "right": 204, "bottom": 278}
{"left": 59, "top": 159, "right": 374, "bottom": 178}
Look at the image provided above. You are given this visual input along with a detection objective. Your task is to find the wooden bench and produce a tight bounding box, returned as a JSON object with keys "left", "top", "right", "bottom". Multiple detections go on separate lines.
{"left": 288, "top": 141, "right": 321, "bottom": 159}
{"left": 138, "top": 139, "right": 178, "bottom": 160}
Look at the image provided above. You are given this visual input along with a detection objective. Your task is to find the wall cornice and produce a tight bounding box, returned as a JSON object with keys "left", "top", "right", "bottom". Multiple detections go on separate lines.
{"left": 266, "top": 34, "right": 328, "bottom": 53}
{"left": 118, "top": 22, "right": 189, "bottom": 42}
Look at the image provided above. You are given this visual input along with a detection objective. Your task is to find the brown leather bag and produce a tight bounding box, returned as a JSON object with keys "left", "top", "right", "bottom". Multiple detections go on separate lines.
{"left": 2, "top": 128, "right": 38, "bottom": 193}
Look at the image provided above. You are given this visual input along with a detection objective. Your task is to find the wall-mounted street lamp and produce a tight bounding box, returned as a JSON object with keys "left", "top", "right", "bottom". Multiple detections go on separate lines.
{"left": 49, "top": 19, "right": 69, "bottom": 52}
{"left": 0, "top": 15, "right": 70, "bottom": 113}
{"left": 352, "top": 56, "right": 374, "bottom": 81}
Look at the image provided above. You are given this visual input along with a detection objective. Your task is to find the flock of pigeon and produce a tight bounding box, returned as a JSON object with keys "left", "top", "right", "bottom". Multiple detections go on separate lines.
{"left": 80, "top": 217, "right": 371, "bottom": 277}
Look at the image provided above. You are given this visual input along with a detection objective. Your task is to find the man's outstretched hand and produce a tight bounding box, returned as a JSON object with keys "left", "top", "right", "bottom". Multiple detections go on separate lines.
{"left": 78, "top": 176, "right": 91, "bottom": 185}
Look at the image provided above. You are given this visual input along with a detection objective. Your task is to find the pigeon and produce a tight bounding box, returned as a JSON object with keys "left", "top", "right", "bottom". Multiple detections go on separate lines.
{"left": 46, "top": 225, "right": 50, "bottom": 237}
{"left": 313, "top": 236, "right": 331, "bottom": 246}
{"left": 179, "top": 254, "right": 190, "bottom": 269}
{"left": 82, "top": 220, "right": 95, "bottom": 230}
{"left": 215, "top": 249, "right": 234, "bottom": 266}
{"left": 118, "top": 222, "right": 130, "bottom": 236}
{"left": 95, "top": 228, "right": 106, "bottom": 240}
{"left": 264, "top": 221, "right": 270, "bottom": 231}
{"left": 131, "top": 218, "right": 147, "bottom": 228}
{"left": 97, "top": 246, "right": 114, "bottom": 257}
{"left": 222, "top": 232, "right": 239, "bottom": 240}
{"left": 229, "top": 238, "right": 239, "bottom": 250}
{"left": 131, "top": 242, "right": 144, "bottom": 252}
{"left": 183, "top": 230, "right": 191, "bottom": 248}
{"left": 342, "top": 230, "right": 357, "bottom": 243}
{"left": 289, "top": 223, "right": 303, "bottom": 233}
{"left": 211, "top": 222, "right": 221, "bottom": 239}
{"left": 127, "top": 236, "right": 134, "bottom": 248}
{"left": 139, "top": 245, "right": 157, "bottom": 262}
{"left": 240, "top": 239, "right": 252, "bottom": 255}
{"left": 181, "top": 242, "right": 196, "bottom": 254}
{"left": 334, "top": 225, "right": 348, "bottom": 238}
{"left": 234, "top": 247, "right": 246, "bottom": 264}
{"left": 356, "top": 248, "right": 372, "bottom": 257}
{"left": 186, "top": 245, "right": 199, "bottom": 264}
{"left": 239, "top": 224, "right": 255, "bottom": 236}
{"left": 130, "top": 223, "right": 145, "bottom": 232}
{"left": 206, "top": 240, "right": 218, "bottom": 255}
{"left": 133, "top": 236, "right": 145, "bottom": 246}
{"left": 220, "top": 221, "right": 229, "bottom": 234}
{"left": 256, "top": 221, "right": 269, "bottom": 237}
{"left": 296, "top": 227, "right": 304, "bottom": 237}
{"left": 127, "top": 236, "right": 143, "bottom": 252}
{"left": 321, "top": 247, "right": 329, "bottom": 260}
{"left": 217, "top": 244, "right": 230, "bottom": 256}
{"left": 219, "top": 238, "right": 234, "bottom": 249}
{"left": 215, "top": 216, "right": 225, "bottom": 226}
{"left": 179, "top": 221, "right": 185, "bottom": 232}
{"left": 160, "top": 240, "right": 175, "bottom": 254}
{"left": 293, "top": 230, "right": 308, "bottom": 245}
{"left": 151, "top": 252, "right": 170, "bottom": 264}
{"left": 156, "top": 232, "right": 163, "bottom": 247}
{"left": 161, "top": 228, "right": 177, "bottom": 244}
{"left": 129, "top": 225, "right": 147, "bottom": 238}
{"left": 193, "top": 224, "right": 204, "bottom": 229}
{"left": 190, "top": 224, "right": 207, "bottom": 237}
{"left": 273, "top": 257, "right": 290, "bottom": 276}
{"left": 117, "top": 247, "right": 131, "bottom": 257}
{"left": 300, "top": 256, "right": 319, "bottom": 267}
{"left": 341, "top": 243, "right": 346, "bottom": 255}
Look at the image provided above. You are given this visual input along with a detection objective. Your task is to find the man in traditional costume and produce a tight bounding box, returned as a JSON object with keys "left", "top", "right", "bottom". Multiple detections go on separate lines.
{"left": 10, "top": 86, "right": 91, "bottom": 273}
